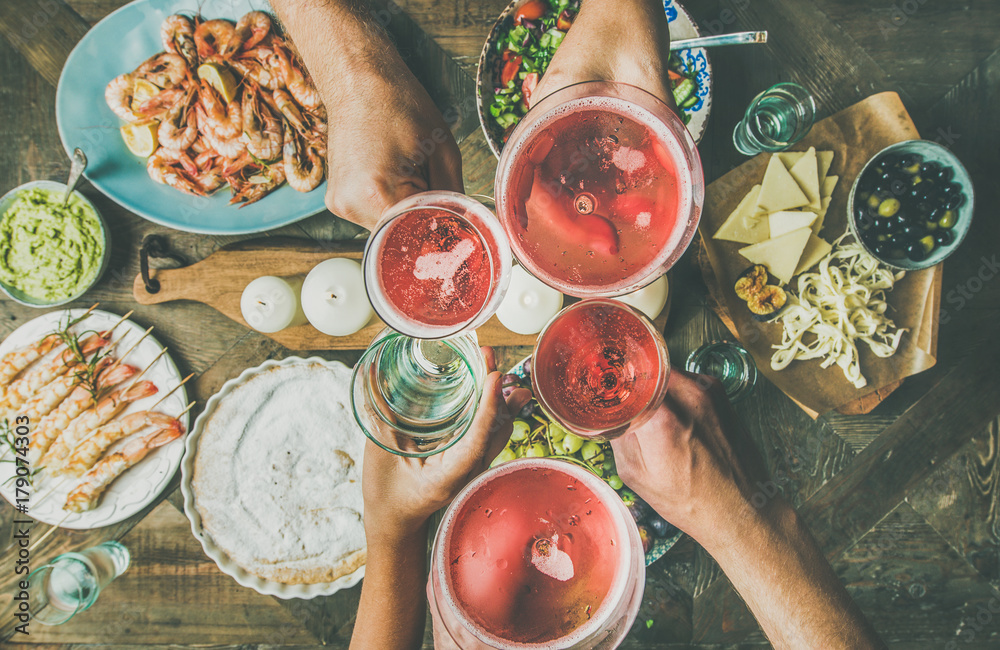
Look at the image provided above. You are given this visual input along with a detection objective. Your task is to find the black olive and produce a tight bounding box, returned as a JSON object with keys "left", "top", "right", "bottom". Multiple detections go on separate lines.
{"left": 873, "top": 242, "right": 888, "bottom": 257}
{"left": 946, "top": 193, "right": 964, "bottom": 210}
{"left": 937, "top": 166, "right": 954, "bottom": 182}
{"left": 879, "top": 171, "right": 892, "bottom": 183}
{"left": 901, "top": 225, "right": 921, "bottom": 239}
{"left": 888, "top": 247, "right": 906, "bottom": 259}
{"left": 906, "top": 242, "right": 927, "bottom": 261}
{"left": 900, "top": 153, "right": 923, "bottom": 167}
{"left": 908, "top": 187, "right": 922, "bottom": 200}
{"left": 882, "top": 155, "right": 899, "bottom": 168}
{"left": 922, "top": 162, "right": 940, "bottom": 176}
{"left": 929, "top": 206, "right": 945, "bottom": 222}
{"left": 915, "top": 201, "right": 932, "bottom": 216}
{"left": 875, "top": 183, "right": 891, "bottom": 196}
{"left": 935, "top": 230, "right": 955, "bottom": 246}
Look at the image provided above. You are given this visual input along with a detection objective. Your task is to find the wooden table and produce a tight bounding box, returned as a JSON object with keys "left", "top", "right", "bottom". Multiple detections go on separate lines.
{"left": 2, "top": 0, "right": 1000, "bottom": 647}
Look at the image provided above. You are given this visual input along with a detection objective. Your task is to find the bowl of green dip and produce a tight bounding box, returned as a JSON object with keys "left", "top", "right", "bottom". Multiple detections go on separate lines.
{"left": 0, "top": 180, "right": 109, "bottom": 307}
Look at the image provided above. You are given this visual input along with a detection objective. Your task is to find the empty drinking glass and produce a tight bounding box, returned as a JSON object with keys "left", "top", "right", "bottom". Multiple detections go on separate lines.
{"left": 27, "top": 541, "right": 131, "bottom": 625}
{"left": 685, "top": 341, "right": 758, "bottom": 402}
{"left": 733, "top": 82, "right": 817, "bottom": 155}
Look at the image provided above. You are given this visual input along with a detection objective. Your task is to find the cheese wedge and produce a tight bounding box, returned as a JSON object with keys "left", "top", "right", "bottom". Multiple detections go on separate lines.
{"left": 811, "top": 196, "right": 832, "bottom": 236}
{"left": 818, "top": 151, "right": 835, "bottom": 183}
{"left": 777, "top": 151, "right": 805, "bottom": 169}
{"left": 713, "top": 185, "right": 769, "bottom": 244}
{"left": 756, "top": 155, "right": 810, "bottom": 213}
{"left": 788, "top": 147, "right": 822, "bottom": 210}
{"left": 769, "top": 210, "right": 818, "bottom": 238}
{"left": 822, "top": 175, "right": 839, "bottom": 199}
{"left": 738, "top": 227, "right": 812, "bottom": 285}
{"left": 794, "top": 233, "right": 834, "bottom": 276}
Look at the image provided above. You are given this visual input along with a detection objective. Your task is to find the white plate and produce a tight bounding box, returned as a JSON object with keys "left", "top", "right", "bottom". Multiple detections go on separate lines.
{"left": 0, "top": 309, "right": 189, "bottom": 529}
{"left": 180, "top": 356, "right": 366, "bottom": 599}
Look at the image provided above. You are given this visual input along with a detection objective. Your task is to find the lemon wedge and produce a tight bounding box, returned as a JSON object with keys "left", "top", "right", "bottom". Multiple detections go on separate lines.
{"left": 120, "top": 121, "right": 159, "bottom": 158}
{"left": 130, "top": 79, "right": 160, "bottom": 112}
{"left": 198, "top": 62, "right": 238, "bottom": 103}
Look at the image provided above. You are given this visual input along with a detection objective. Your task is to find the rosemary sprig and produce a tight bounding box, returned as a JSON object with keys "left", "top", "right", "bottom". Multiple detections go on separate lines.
{"left": 53, "top": 312, "right": 113, "bottom": 402}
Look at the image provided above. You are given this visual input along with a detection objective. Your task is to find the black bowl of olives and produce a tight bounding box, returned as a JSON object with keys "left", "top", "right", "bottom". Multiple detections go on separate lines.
{"left": 849, "top": 140, "right": 974, "bottom": 271}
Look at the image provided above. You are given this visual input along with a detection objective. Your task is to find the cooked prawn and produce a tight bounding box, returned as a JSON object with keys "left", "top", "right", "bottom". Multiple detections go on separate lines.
{"left": 241, "top": 87, "right": 282, "bottom": 161}
{"left": 0, "top": 333, "right": 60, "bottom": 392}
{"left": 64, "top": 425, "right": 183, "bottom": 513}
{"left": 226, "top": 11, "right": 271, "bottom": 55}
{"left": 0, "top": 333, "right": 107, "bottom": 418}
{"left": 283, "top": 126, "right": 324, "bottom": 193}
{"left": 133, "top": 86, "right": 188, "bottom": 119}
{"left": 59, "top": 411, "right": 183, "bottom": 478}
{"left": 229, "top": 163, "right": 285, "bottom": 206}
{"left": 157, "top": 91, "right": 199, "bottom": 151}
{"left": 105, "top": 73, "right": 140, "bottom": 121}
{"left": 39, "top": 380, "right": 158, "bottom": 476}
{"left": 271, "top": 46, "right": 322, "bottom": 111}
{"left": 18, "top": 357, "right": 112, "bottom": 425}
{"left": 194, "top": 19, "right": 235, "bottom": 59}
{"left": 161, "top": 14, "right": 198, "bottom": 68}
{"left": 228, "top": 55, "right": 282, "bottom": 91}
{"left": 29, "top": 364, "right": 137, "bottom": 466}
{"left": 134, "top": 52, "right": 189, "bottom": 89}
{"left": 196, "top": 104, "right": 246, "bottom": 159}
{"left": 197, "top": 82, "right": 241, "bottom": 139}
{"left": 147, "top": 149, "right": 204, "bottom": 196}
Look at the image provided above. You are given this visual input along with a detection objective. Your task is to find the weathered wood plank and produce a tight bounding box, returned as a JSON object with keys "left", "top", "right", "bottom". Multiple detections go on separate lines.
{"left": 0, "top": 0, "right": 89, "bottom": 87}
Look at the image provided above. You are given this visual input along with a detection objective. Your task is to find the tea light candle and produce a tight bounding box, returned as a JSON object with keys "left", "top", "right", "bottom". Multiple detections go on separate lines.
{"left": 496, "top": 265, "right": 563, "bottom": 335}
{"left": 301, "top": 258, "right": 374, "bottom": 337}
{"left": 240, "top": 276, "right": 307, "bottom": 333}
{"left": 617, "top": 274, "right": 669, "bottom": 320}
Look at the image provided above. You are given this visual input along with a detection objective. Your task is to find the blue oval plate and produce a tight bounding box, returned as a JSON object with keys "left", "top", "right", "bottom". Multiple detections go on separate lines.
{"left": 55, "top": 0, "right": 327, "bottom": 235}
{"left": 505, "top": 356, "right": 683, "bottom": 566}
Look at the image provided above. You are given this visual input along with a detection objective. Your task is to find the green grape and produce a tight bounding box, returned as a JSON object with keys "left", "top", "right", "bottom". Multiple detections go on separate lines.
{"left": 592, "top": 464, "right": 605, "bottom": 477}
{"left": 562, "top": 433, "right": 584, "bottom": 454}
{"left": 602, "top": 457, "right": 615, "bottom": 472}
{"left": 550, "top": 437, "right": 566, "bottom": 455}
{"left": 510, "top": 419, "right": 530, "bottom": 442}
{"left": 526, "top": 441, "right": 551, "bottom": 458}
{"left": 580, "top": 441, "right": 604, "bottom": 464}
{"left": 548, "top": 422, "right": 568, "bottom": 442}
{"left": 491, "top": 446, "right": 518, "bottom": 467}
{"left": 607, "top": 474, "right": 624, "bottom": 490}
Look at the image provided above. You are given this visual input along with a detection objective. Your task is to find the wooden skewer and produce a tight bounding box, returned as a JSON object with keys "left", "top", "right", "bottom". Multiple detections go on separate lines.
{"left": 27, "top": 513, "right": 75, "bottom": 552}
{"left": 106, "top": 326, "right": 154, "bottom": 373}
{"left": 123, "top": 347, "right": 168, "bottom": 389}
{"left": 146, "top": 374, "right": 194, "bottom": 411}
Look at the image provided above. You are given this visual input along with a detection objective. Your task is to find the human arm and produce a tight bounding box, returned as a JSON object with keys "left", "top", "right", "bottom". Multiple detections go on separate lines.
{"left": 269, "top": 0, "right": 462, "bottom": 230}
{"left": 530, "top": 0, "right": 678, "bottom": 111}
{"left": 611, "top": 371, "right": 885, "bottom": 649}
{"left": 349, "top": 348, "right": 531, "bottom": 650}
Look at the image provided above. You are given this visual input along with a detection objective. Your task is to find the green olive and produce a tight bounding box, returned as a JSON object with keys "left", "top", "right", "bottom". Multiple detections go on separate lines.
{"left": 904, "top": 162, "right": 921, "bottom": 174}
{"left": 878, "top": 198, "right": 901, "bottom": 217}
{"left": 939, "top": 210, "right": 957, "bottom": 229}
{"left": 919, "top": 235, "right": 936, "bottom": 255}
{"left": 924, "top": 220, "right": 938, "bottom": 232}
{"left": 867, "top": 194, "right": 882, "bottom": 209}
{"left": 911, "top": 175, "right": 922, "bottom": 185}
{"left": 877, "top": 234, "right": 889, "bottom": 242}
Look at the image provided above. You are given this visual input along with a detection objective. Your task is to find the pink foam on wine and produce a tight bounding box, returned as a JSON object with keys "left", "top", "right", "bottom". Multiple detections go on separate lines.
{"left": 413, "top": 237, "right": 477, "bottom": 297}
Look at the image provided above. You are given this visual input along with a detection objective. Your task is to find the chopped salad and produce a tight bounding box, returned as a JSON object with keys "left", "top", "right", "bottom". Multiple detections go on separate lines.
{"left": 488, "top": 0, "right": 702, "bottom": 141}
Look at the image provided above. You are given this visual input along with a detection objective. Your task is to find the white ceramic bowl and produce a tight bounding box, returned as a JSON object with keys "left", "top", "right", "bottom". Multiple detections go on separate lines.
{"left": 0, "top": 180, "right": 110, "bottom": 307}
{"left": 180, "top": 356, "right": 366, "bottom": 599}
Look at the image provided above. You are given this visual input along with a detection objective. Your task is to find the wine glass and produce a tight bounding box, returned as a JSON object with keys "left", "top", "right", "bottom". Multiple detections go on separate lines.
{"left": 532, "top": 299, "right": 669, "bottom": 440}
{"left": 363, "top": 191, "right": 512, "bottom": 339}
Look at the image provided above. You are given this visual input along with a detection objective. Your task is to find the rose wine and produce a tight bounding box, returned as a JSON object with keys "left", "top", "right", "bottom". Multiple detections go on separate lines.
{"left": 533, "top": 299, "right": 668, "bottom": 438}
{"left": 364, "top": 192, "right": 512, "bottom": 339}
{"left": 496, "top": 82, "right": 704, "bottom": 297}
{"left": 435, "top": 459, "right": 643, "bottom": 647}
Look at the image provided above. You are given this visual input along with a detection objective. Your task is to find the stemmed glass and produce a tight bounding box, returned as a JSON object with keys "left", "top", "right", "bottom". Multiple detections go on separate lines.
{"left": 532, "top": 299, "right": 669, "bottom": 440}
{"left": 363, "top": 191, "right": 512, "bottom": 339}
{"left": 351, "top": 328, "right": 487, "bottom": 457}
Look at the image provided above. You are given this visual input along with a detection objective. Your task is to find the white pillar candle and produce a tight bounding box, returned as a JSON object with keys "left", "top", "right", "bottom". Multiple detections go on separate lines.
{"left": 617, "top": 274, "right": 669, "bottom": 320}
{"left": 496, "top": 265, "right": 564, "bottom": 335}
{"left": 240, "top": 276, "right": 307, "bottom": 333}
{"left": 301, "top": 258, "right": 374, "bottom": 337}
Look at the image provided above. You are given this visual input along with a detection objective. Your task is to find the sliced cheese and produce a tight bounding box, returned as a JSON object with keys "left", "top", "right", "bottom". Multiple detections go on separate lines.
{"left": 812, "top": 196, "right": 833, "bottom": 235}
{"left": 738, "top": 227, "right": 813, "bottom": 285}
{"left": 794, "top": 233, "right": 833, "bottom": 276}
{"left": 776, "top": 151, "right": 805, "bottom": 169}
{"left": 818, "top": 151, "right": 835, "bottom": 184}
{"left": 769, "top": 210, "right": 818, "bottom": 238}
{"left": 756, "top": 154, "right": 810, "bottom": 213}
{"left": 713, "top": 184, "right": 769, "bottom": 244}
{"left": 822, "top": 174, "right": 839, "bottom": 199}
{"left": 788, "top": 147, "right": 821, "bottom": 210}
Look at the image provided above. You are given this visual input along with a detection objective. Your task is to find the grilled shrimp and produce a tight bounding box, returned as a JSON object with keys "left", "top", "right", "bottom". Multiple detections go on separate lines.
{"left": 0, "top": 333, "right": 60, "bottom": 393}
{"left": 18, "top": 357, "right": 112, "bottom": 425}
{"left": 0, "top": 333, "right": 108, "bottom": 418}
{"left": 59, "top": 411, "right": 183, "bottom": 478}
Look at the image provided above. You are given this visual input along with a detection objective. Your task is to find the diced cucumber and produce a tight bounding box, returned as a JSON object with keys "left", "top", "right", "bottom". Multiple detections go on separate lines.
{"left": 672, "top": 78, "right": 696, "bottom": 107}
{"left": 496, "top": 112, "right": 519, "bottom": 129}
{"left": 681, "top": 93, "right": 699, "bottom": 109}
{"left": 519, "top": 71, "right": 528, "bottom": 80}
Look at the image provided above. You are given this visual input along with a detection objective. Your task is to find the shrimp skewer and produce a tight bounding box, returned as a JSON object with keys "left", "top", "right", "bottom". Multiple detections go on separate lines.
{"left": 59, "top": 411, "right": 184, "bottom": 478}
{"left": 28, "top": 364, "right": 138, "bottom": 466}
{"left": 17, "top": 357, "right": 113, "bottom": 425}
{"left": 0, "top": 333, "right": 108, "bottom": 418}
{"left": 39, "top": 380, "right": 158, "bottom": 476}
{"left": 64, "top": 425, "right": 184, "bottom": 513}
{"left": 0, "top": 333, "right": 61, "bottom": 392}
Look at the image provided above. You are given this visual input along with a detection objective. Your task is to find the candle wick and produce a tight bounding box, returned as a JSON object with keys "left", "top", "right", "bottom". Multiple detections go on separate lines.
{"left": 328, "top": 292, "right": 338, "bottom": 300}
{"left": 257, "top": 299, "right": 267, "bottom": 307}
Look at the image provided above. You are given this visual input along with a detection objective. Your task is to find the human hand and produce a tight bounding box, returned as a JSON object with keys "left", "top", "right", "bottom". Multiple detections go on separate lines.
{"left": 610, "top": 370, "right": 776, "bottom": 547}
{"left": 530, "top": 0, "right": 678, "bottom": 112}
{"left": 361, "top": 347, "right": 532, "bottom": 544}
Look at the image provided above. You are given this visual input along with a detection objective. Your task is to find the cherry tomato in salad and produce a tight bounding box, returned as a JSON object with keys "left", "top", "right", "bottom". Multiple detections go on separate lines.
{"left": 514, "top": 0, "right": 548, "bottom": 24}
{"left": 556, "top": 10, "right": 574, "bottom": 31}
{"left": 501, "top": 55, "right": 523, "bottom": 86}
{"left": 522, "top": 72, "right": 539, "bottom": 109}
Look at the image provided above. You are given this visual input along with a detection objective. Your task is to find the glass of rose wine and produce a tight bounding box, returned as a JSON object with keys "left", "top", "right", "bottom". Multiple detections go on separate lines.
{"left": 495, "top": 81, "right": 704, "bottom": 297}
{"left": 532, "top": 299, "right": 669, "bottom": 440}
{"left": 351, "top": 327, "right": 487, "bottom": 457}
{"left": 429, "top": 458, "right": 645, "bottom": 649}
{"left": 363, "top": 191, "right": 513, "bottom": 339}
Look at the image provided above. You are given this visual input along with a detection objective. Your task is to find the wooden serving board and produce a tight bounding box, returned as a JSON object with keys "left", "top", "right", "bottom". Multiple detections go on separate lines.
{"left": 132, "top": 237, "right": 671, "bottom": 351}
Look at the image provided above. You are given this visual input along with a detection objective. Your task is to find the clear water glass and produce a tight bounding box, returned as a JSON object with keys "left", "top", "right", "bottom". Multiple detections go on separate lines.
{"left": 27, "top": 541, "right": 131, "bottom": 626}
{"left": 351, "top": 328, "right": 487, "bottom": 457}
{"left": 733, "top": 82, "right": 816, "bottom": 155}
{"left": 685, "top": 341, "right": 758, "bottom": 402}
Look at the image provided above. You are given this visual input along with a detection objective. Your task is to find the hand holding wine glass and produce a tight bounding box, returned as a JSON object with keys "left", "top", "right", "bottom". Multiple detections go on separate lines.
{"left": 529, "top": 0, "right": 679, "bottom": 111}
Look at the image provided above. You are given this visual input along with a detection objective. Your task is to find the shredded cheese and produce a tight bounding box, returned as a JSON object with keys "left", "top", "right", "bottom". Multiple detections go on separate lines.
{"left": 770, "top": 235, "right": 907, "bottom": 388}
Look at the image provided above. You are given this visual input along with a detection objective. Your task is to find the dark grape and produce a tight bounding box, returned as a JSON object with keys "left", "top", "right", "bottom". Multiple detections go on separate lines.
{"left": 648, "top": 515, "right": 678, "bottom": 539}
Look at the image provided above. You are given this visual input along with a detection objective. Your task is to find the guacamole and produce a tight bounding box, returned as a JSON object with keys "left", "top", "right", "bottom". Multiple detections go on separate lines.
{"left": 0, "top": 187, "right": 105, "bottom": 303}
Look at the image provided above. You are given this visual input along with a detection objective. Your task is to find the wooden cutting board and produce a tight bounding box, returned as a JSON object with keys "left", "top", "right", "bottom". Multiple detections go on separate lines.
{"left": 132, "top": 237, "right": 671, "bottom": 350}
